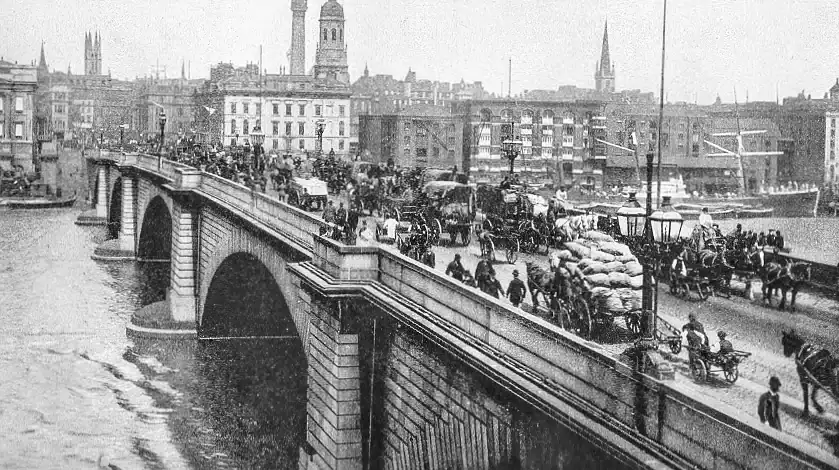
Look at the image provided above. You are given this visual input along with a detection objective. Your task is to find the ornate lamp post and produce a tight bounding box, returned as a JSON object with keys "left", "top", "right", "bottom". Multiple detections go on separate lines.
{"left": 502, "top": 135, "right": 523, "bottom": 176}
{"left": 251, "top": 125, "right": 265, "bottom": 172}
{"left": 616, "top": 192, "right": 645, "bottom": 240}
{"left": 649, "top": 196, "right": 684, "bottom": 245}
{"left": 158, "top": 110, "right": 167, "bottom": 156}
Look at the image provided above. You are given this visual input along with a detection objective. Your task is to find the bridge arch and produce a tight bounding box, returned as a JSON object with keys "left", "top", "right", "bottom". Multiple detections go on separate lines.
{"left": 137, "top": 195, "right": 172, "bottom": 261}
{"left": 107, "top": 177, "right": 122, "bottom": 240}
{"left": 202, "top": 252, "right": 298, "bottom": 339}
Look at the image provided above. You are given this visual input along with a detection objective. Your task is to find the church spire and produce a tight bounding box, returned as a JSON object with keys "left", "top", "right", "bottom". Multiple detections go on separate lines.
{"left": 600, "top": 20, "right": 611, "bottom": 73}
{"left": 38, "top": 41, "right": 47, "bottom": 69}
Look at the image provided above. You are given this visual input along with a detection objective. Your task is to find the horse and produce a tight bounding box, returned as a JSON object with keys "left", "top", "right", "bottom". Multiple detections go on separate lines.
{"left": 762, "top": 261, "right": 811, "bottom": 311}
{"left": 782, "top": 330, "right": 839, "bottom": 417}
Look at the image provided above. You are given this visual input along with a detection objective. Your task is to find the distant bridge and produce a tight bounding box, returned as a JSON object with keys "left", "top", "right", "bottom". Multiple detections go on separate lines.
{"left": 78, "top": 151, "right": 837, "bottom": 470}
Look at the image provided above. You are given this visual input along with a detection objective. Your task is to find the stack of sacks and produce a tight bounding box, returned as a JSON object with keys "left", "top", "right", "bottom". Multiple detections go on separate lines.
{"left": 557, "top": 230, "right": 644, "bottom": 315}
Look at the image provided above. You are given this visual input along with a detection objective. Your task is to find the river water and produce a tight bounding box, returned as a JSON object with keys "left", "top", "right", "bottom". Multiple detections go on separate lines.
{"left": 714, "top": 217, "right": 839, "bottom": 265}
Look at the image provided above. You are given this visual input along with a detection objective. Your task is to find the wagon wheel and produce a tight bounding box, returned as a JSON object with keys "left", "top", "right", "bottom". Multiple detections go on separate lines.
{"left": 552, "top": 299, "right": 571, "bottom": 330}
{"left": 485, "top": 238, "right": 497, "bottom": 262}
{"left": 625, "top": 311, "right": 641, "bottom": 335}
{"left": 690, "top": 358, "right": 708, "bottom": 382}
{"left": 431, "top": 219, "right": 443, "bottom": 246}
{"left": 505, "top": 238, "right": 519, "bottom": 264}
{"left": 669, "top": 340, "right": 682, "bottom": 355}
{"left": 573, "top": 297, "right": 593, "bottom": 340}
{"left": 288, "top": 191, "right": 300, "bottom": 208}
{"left": 697, "top": 283, "right": 710, "bottom": 300}
{"left": 375, "top": 225, "right": 382, "bottom": 242}
{"left": 723, "top": 362, "right": 739, "bottom": 383}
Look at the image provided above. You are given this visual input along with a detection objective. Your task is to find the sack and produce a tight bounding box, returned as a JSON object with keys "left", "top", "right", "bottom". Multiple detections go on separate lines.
{"left": 608, "top": 272, "right": 632, "bottom": 288}
{"left": 585, "top": 273, "right": 610, "bottom": 288}
{"left": 590, "top": 250, "right": 616, "bottom": 263}
{"left": 581, "top": 231, "right": 615, "bottom": 243}
{"left": 564, "top": 242, "right": 590, "bottom": 260}
{"left": 603, "top": 261, "right": 625, "bottom": 273}
{"left": 603, "top": 292, "right": 626, "bottom": 314}
{"left": 628, "top": 275, "right": 644, "bottom": 289}
{"left": 556, "top": 249, "right": 575, "bottom": 261}
{"left": 616, "top": 255, "right": 638, "bottom": 263}
{"left": 589, "top": 286, "right": 612, "bottom": 300}
{"left": 565, "top": 262, "right": 584, "bottom": 280}
{"left": 582, "top": 261, "right": 607, "bottom": 275}
{"left": 624, "top": 261, "right": 643, "bottom": 276}
{"left": 600, "top": 241, "right": 632, "bottom": 257}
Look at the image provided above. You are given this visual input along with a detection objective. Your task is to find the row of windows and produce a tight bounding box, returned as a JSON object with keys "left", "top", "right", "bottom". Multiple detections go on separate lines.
{"left": 322, "top": 28, "right": 343, "bottom": 42}
{"left": 230, "top": 102, "right": 347, "bottom": 118}
{"left": 230, "top": 119, "right": 347, "bottom": 137}
{"left": 0, "top": 97, "right": 25, "bottom": 113}
{"left": 0, "top": 122, "right": 26, "bottom": 138}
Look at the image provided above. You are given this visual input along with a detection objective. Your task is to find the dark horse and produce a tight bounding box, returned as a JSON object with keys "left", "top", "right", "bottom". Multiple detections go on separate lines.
{"left": 680, "top": 244, "right": 734, "bottom": 296}
{"left": 762, "top": 261, "right": 811, "bottom": 311}
{"left": 782, "top": 330, "right": 839, "bottom": 417}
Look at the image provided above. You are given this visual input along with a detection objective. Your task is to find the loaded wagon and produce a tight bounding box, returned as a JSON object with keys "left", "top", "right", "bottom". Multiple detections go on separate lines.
{"left": 288, "top": 177, "right": 328, "bottom": 212}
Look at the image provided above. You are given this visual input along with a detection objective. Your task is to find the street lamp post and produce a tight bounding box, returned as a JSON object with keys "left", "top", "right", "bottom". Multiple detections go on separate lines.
{"left": 502, "top": 135, "right": 523, "bottom": 176}
{"left": 315, "top": 120, "right": 326, "bottom": 157}
{"left": 158, "top": 110, "right": 167, "bottom": 156}
{"left": 251, "top": 125, "right": 265, "bottom": 173}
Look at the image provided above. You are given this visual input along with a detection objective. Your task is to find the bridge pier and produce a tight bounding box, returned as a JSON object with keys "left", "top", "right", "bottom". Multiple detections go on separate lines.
{"left": 166, "top": 197, "right": 197, "bottom": 323}
{"left": 76, "top": 159, "right": 110, "bottom": 226}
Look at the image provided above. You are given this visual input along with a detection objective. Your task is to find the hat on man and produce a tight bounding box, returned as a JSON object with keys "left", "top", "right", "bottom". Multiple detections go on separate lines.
{"left": 717, "top": 331, "right": 727, "bottom": 338}
{"left": 512, "top": 269, "right": 519, "bottom": 276}
{"left": 769, "top": 376, "right": 781, "bottom": 387}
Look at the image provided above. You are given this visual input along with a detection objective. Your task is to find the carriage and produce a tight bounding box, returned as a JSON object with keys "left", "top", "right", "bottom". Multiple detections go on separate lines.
{"left": 394, "top": 221, "right": 436, "bottom": 268}
{"left": 287, "top": 177, "right": 328, "bottom": 211}
{"left": 687, "top": 346, "right": 751, "bottom": 383}
{"left": 420, "top": 181, "right": 476, "bottom": 246}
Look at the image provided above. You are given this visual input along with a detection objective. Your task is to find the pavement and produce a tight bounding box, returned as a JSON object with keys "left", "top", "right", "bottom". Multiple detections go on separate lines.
{"left": 263, "top": 180, "right": 839, "bottom": 455}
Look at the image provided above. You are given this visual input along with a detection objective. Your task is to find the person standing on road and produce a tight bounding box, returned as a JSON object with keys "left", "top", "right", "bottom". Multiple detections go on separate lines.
{"left": 682, "top": 313, "right": 709, "bottom": 348}
{"left": 758, "top": 376, "right": 782, "bottom": 431}
{"left": 322, "top": 200, "right": 336, "bottom": 224}
{"left": 446, "top": 254, "right": 467, "bottom": 282}
{"left": 507, "top": 270, "right": 527, "bottom": 308}
{"left": 483, "top": 273, "right": 505, "bottom": 299}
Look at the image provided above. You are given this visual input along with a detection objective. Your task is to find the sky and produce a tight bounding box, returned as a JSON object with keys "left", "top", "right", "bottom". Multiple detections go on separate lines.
{"left": 2, "top": 0, "right": 839, "bottom": 104}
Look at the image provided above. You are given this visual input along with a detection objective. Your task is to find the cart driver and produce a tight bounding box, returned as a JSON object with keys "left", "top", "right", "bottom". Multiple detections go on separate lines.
{"left": 682, "top": 313, "right": 709, "bottom": 348}
{"left": 671, "top": 251, "right": 688, "bottom": 279}
{"left": 717, "top": 331, "right": 734, "bottom": 355}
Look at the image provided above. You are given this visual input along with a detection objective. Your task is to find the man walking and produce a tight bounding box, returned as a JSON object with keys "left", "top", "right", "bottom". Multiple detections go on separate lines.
{"left": 758, "top": 376, "right": 782, "bottom": 431}
{"left": 507, "top": 270, "right": 527, "bottom": 308}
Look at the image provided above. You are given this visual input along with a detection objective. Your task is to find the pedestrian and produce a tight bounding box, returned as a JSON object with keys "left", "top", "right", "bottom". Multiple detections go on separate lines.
{"left": 758, "top": 376, "right": 782, "bottom": 431}
{"left": 507, "top": 269, "right": 527, "bottom": 308}
{"left": 322, "top": 200, "right": 336, "bottom": 224}
{"left": 336, "top": 202, "right": 348, "bottom": 227}
{"left": 682, "top": 313, "right": 709, "bottom": 348}
{"left": 483, "top": 273, "right": 505, "bottom": 299}
{"left": 446, "top": 254, "right": 467, "bottom": 282}
{"left": 774, "top": 231, "right": 785, "bottom": 252}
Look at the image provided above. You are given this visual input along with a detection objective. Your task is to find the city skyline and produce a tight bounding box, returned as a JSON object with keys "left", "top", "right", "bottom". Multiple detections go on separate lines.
{"left": 3, "top": 0, "right": 839, "bottom": 104}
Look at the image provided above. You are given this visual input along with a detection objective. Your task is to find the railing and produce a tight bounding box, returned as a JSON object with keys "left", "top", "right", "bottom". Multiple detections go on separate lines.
{"left": 309, "top": 235, "right": 839, "bottom": 470}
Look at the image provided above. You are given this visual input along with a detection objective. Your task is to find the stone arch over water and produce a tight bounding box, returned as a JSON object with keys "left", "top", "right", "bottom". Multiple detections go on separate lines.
{"left": 137, "top": 195, "right": 172, "bottom": 261}
{"left": 107, "top": 177, "right": 122, "bottom": 240}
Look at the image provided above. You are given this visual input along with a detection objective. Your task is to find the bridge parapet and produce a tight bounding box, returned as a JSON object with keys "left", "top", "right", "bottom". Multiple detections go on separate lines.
{"left": 300, "top": 235, "right": 839, "bottom": 470}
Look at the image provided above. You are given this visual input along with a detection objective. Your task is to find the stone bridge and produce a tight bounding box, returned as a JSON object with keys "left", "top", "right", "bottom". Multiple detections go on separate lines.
{"left": 78, "top": 151, "right": 838, "bottom": 470}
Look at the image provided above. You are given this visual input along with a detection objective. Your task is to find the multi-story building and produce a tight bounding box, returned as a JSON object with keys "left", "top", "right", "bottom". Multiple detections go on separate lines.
{"left": 823, "top": 82, "right": 839, "bottom": 184}
{"left": 197, "top": 0, "right": 352, "bottom": 157}
{"left": 136, "top": 65, "right": 205, "bottom": 140}
{"left": 358, "top": 104, "right": 463, "bottom": 168}
{"left": 453, "top": 99, "right": 607, "bottom": 187}
{"left": 0, "top": 60, "right": 38, "bottom": 171}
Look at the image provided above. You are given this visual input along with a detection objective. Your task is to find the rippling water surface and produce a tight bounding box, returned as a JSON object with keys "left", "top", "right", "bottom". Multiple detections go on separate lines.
{"left": 0, "top": 209, "right": 303, "bottom": 469}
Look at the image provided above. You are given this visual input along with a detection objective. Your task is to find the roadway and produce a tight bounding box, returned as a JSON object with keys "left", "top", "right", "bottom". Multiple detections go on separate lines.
{"left": 265, "top": 182, "right": 839, "bottom": 456}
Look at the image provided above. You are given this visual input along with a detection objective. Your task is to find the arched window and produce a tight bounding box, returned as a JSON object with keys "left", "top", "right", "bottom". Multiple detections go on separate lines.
{"left": 230, "top": 119, "right": 237, "bottom": 134}
{"left": 332, "top": 29, "right": 337, "bottom": 41}
{"left": 243, "top": 119, "right": 249, "bottom": 135}
{"left": 323, "top": 28, "right": 328, "bottom": 40}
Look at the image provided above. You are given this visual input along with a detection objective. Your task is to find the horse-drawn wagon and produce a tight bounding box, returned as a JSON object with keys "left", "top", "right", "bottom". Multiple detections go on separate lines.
{"left": 288, "top": 176, "right": 328, "bottom": 211}
{"left": 687, "top": 346, "right": 751, "bottom": 383}
{"left": 421, "top": 181, "right": 475, "bottom": 246}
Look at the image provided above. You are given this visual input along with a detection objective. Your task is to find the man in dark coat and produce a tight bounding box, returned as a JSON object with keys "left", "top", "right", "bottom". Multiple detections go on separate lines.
{"left": 758, "top": 376, "right": 782, "bottom": 431}
{"left": 774, "top": 231, "right": 785, "bottom": 251}
{"left": 446, "top": 254, "right": 467, "bottom": 281}
{"left": 483, "top": 273, "right": 505, "bottom": 299}
{"left": 507, "top": 270, "right": 527, "bottom": 308}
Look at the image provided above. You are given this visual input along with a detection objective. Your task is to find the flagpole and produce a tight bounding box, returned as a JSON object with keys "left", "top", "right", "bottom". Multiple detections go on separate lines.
{"left": 655, "top": 0, "right": 667, "bottom": 209}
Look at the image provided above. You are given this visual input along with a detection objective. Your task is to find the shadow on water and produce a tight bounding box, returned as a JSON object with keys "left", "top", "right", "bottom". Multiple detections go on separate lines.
{"left": 129, "top": 338, "right": 307, "bottom": 469}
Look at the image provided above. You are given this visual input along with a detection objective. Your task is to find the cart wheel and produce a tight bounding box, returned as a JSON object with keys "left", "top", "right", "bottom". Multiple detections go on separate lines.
{"left": 669, "top": 340, "right": 682, "bottom": 355}
{"left": 625, "top": 312, "right": 641, "bottom": 334}
{"left": 553, "top": 300, "right": 571, "bottom": 330}
{"left": 724, "top": 363, "right": 739, "bottom": 383}
{"left": 375, "top": 226, "right": 381, "bottom": 242}
{"left": 483, "top": 238, "right": 496, "bottom": 262}
{"left": 697, "top": 283, "right": 710, "bottom": 300}
{"left": 690, "top": 359, "right": 708, "bottom": 382}
{"left": 432, "top": 219, "right": 442, "bottom": 245}
{"left": 289, "top": 191, "right": 300, "bottom": 207}
{"left": 506, "top": 239, "right": 519, "bottom": 264}
{"left": 573, "top": 298, "right": 593, "bottom": 340}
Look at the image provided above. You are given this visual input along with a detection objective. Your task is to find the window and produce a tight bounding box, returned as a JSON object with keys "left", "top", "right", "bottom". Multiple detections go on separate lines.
{"left": 332, "top": 29, "right": 337, "bottom": 41}
{"left": 285, "top": 104, "right": 292, "bottom": 116}
{"left": 299, "top": 122, "right": 305, "bottom": 135}
{"left": 339, "top": 140, "right": 344, "bottom": 150}
{"left": 256, "top": 103, "right": 261, "bottom": 115}
{"left": 243, "top": 119, "right": 250, "bottom": 135}
{"left": 15, "top": 123, "right": 23, "bottom": 138}
{"left": 339, "top": 121, "right": 345, "bottom": 136}
{"left": 433, "top": 147, "right": 440, "bottom": 158}
{"left": 315, "top": 105, "right": 322, "bottom": 116}
{"left": 404, "top": 135, "right": 410, "bottom": 145}
{"left": 178, "top": 107, "right": 184, "bottom": 117}
{"left": 832, "top": 118, "right": 836, "bottom": 128}
{"left": 243, "top": 103, "right": 249, "bottom": 114}
{"left": 340, "top": 29, "right": 343, "bottom": 41}
{"left": 323, "top": 28, "right": 328, "bottom": 40}
{"left": 273, "top": 104, "right": 279, "bottom": 115}
{"left": 0, "top": 99, "right": 3, "bottom": 112}
{"left": 0, "top": 123, "right": 3, "bottom": 137}
{"left": 272, "top": 122, "right": 279, "bottom": 135}
{"left": 272, "top": 139, "right": 278, "bottom": 150}
{"left": 299, "top": 139, "right": 305, "bottom": 149}
{"left": 285, "top": 122, "right": 292, "bottom": 135}
{"left": 230, "top": 119, "right": 237, "bottom": 134}
{"left": 339, "top": 105, "right": 345, "bottom": 117}
{"left": 15, "top": 97, "right": 24, "bottom": 112}
{"left": 299, "top": 104, "right": 305, "bottom": 116}
{"left": 832, "top": 129, "right": 836, "bottom": 139}
{"left": 230, "top": 102, "right": 236, "bottom": 114}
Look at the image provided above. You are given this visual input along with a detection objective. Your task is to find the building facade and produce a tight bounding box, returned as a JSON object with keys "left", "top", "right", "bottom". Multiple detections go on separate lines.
{"left": 0, "top": 60, "right": 38, "bottom": 171}
{"left": 825, "top": 109, "right": 839, "bottom": 184}
{"left": 136, "top": 65, "right": 205, "bottom": 140}
{"left": 454, "top": 99, "right": 607, "bottom": 187}
{"left": 358, "top": 104, "right": 463, "bottom": 168}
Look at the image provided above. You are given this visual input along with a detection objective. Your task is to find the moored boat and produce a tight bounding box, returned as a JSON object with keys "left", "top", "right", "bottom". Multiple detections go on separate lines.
{"left": 3, "top": 195, "right": 77, "bottom": 209}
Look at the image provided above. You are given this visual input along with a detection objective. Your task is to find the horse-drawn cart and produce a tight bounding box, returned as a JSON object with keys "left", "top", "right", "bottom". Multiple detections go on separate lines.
{"left": 687, "top": 347, "right": 751, "bottom": 383}
{"left": 288, "top": 177, "right": 328, "bottom": 211}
